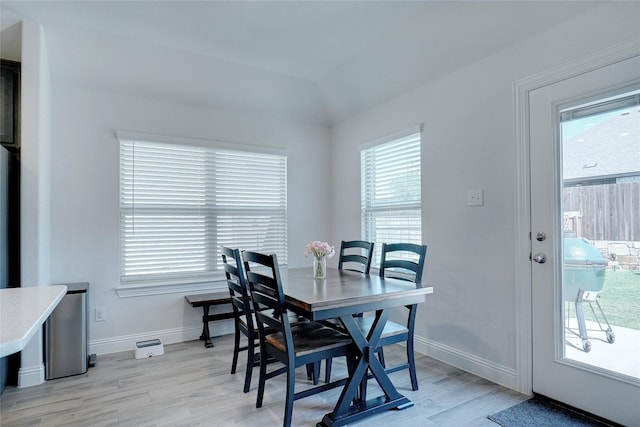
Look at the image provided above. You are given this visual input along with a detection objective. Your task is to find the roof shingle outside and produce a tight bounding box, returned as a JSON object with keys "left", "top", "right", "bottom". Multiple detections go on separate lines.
{"left": 563, "top": 107, "right": 639, "bottom": 182}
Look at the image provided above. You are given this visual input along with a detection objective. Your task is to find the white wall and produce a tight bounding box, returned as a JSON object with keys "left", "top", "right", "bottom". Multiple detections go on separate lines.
{"left": 330, "top": 3, "right": 640, "bottom": 389}
{"left": 49, "top": 86, "right": 331, "bottom": 354}
{"left": 0, "top": 148, "right": 7, "bottom": 287}
{"left": 18, "top": 18, "right": 53, "bottom": 387}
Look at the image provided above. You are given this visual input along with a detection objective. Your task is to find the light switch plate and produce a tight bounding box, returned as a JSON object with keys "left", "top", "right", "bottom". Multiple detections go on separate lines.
{"left": 467, "top": 189, "right": 484, "bottom": 206}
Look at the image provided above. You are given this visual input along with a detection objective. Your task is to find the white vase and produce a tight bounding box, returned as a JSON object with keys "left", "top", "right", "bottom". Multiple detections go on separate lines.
{"left": 313, "top": 255, "right": 326, "bottom": 279}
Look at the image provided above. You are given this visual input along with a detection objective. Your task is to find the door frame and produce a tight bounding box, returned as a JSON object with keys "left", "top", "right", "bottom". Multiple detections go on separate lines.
{"left": 512, "top": 37, "right": 640, "bottom": 395}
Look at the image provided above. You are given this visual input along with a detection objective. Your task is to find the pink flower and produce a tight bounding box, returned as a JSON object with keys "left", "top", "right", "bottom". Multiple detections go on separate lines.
{"left": 304, "top": 241, "right": 335, "bottom": 259}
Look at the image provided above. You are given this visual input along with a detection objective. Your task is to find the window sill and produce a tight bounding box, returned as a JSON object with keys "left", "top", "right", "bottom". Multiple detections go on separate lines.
{"left": 115, "top": 279, "right": 227, "bottom": 298}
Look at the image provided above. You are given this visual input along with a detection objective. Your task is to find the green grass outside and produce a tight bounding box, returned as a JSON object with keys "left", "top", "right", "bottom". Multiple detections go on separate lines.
{"left": 578, "top": 269, "right": 640, "bottom": 330}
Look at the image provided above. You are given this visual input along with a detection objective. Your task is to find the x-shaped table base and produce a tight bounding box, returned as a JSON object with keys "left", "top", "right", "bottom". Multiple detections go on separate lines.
{"left": 318, "top": 310, "right": 413, "bottom": 427}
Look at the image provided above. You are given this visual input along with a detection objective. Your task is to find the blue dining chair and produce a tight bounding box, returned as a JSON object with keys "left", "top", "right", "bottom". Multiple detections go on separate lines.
{"left": 242, "top": 250, "right": 355, "bottom": 427}
{"left": 364, "top": 242, "right": 427, "bottom": 391}
{"left": 325, "top": 242, "right": 428, "bottom": 391}
{"left": 338, "top": 240, "right": 375, "bottom": 274}
{"left": 321, "top": 240, "right": 375, "bottom": 382}
{"left": 221, "top": 246, "right": 262, "bottom": 393}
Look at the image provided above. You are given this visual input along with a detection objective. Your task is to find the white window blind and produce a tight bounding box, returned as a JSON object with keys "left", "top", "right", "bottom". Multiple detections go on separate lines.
{"left": 120, "top": 138, "right": 287, "bottom": 285}
{"left": 361, "top": 132, "right": 422, "bottom": 267}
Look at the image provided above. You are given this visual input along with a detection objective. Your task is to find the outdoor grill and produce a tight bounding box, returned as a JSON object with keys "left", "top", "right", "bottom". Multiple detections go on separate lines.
{"left": 564, "top": 237, "right": 615, "bottom": 352}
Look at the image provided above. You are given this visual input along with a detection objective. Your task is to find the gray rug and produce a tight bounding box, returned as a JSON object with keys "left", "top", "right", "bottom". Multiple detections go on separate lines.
{"left": 488, "top": 396, "right": 617, "bottom": 427}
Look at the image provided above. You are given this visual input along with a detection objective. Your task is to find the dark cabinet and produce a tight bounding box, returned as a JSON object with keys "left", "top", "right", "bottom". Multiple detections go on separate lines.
{"left": 1, "top": 60, "right": 20, "bottom": 152}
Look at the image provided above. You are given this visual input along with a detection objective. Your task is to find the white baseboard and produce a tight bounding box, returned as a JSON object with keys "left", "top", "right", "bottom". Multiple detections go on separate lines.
{"left": 414, "top": 335, "right": 517, "bottom": 390}
{"left": 89, "top": 320, "right": 235, "bottom": 355}
{"left": 18, "top": 364, "right": 45, "bottom": 388}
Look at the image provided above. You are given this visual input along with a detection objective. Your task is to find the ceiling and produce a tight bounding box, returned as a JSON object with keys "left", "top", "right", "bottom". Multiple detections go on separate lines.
{"left": 1, "top": 1, "right": 599, "bottom": 126}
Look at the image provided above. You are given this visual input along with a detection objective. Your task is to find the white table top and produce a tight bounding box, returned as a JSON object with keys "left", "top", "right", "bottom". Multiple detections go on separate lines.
{"left": 0, "top": 285, "right": 67, "bottom": 358}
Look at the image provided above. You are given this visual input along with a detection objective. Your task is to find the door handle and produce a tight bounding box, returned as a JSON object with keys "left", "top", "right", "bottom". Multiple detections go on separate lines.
{"left": 532, "top": 253, "right": 547, "bottom": 264}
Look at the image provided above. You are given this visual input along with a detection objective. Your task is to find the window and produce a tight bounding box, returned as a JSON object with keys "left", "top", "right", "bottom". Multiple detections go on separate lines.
{"left": 361, "top": 131, "right": 422, "bottom": 267}
{"left": 119, "top": 134, "right": 287, "bottom": 286}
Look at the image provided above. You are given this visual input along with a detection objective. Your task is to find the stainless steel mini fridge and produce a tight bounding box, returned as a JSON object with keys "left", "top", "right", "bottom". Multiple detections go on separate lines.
{"left": 44, "top": 282, "right": 89, "bottom": 380}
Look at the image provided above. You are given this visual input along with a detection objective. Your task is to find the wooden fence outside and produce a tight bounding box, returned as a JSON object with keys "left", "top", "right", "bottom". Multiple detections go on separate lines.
{"left": 563, "top": 182, "right": 640, "bottom": 241}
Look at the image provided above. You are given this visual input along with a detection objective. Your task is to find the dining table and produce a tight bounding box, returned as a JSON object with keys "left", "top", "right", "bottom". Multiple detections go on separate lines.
{"left": 280, "top": 267, "right": 433, "bottom": 427}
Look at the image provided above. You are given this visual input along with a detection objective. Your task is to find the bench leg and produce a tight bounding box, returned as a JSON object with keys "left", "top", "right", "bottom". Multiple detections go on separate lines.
{"left": 200, "top": 305, "right": 214, "bottom": 348}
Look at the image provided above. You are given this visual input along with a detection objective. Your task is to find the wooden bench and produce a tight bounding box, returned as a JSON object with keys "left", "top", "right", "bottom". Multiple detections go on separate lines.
{"left": 185, "top": 292, "right": 234, "bottom": 348}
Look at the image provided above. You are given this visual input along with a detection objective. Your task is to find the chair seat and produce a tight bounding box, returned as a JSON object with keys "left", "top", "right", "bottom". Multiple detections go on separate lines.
{"left": 353, "top": 316, "right": 408, "bottom": 339}
{"left": 265, "top": 321, "right": 352, "bottom": 357}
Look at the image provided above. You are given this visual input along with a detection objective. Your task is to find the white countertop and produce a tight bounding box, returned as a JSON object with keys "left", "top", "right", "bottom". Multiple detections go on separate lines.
{"left": 0, "top": 285, "right": 67, "bottom": 358}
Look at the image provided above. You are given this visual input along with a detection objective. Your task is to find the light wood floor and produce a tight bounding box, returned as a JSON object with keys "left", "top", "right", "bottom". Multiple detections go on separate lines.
{"left": 0, "top": 335, "right": 527, "bottom": 426}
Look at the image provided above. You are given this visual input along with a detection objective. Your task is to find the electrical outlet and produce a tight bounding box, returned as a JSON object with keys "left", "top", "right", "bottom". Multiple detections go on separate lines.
{"left": 95, "top": 307, "right": 106, "bottom": 322}
{"left": 467, "top": 189, "right": 484, "bottom": 206}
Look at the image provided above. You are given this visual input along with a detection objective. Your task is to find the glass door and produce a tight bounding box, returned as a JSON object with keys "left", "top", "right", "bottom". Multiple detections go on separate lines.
{"left": 529, "top": 54, "right": 640, "bottom": 426}
{"left": 561, "top": 94, "right": 640, "bottom": 379}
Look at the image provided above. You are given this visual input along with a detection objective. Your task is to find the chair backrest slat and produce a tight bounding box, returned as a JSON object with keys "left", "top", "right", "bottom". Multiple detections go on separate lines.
{"left": 338, "top": 240, "right": 375, "bottom": 274}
